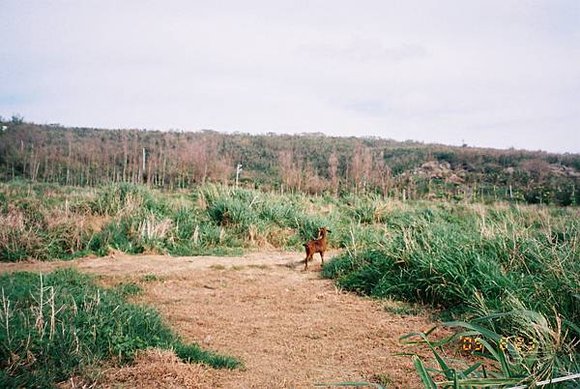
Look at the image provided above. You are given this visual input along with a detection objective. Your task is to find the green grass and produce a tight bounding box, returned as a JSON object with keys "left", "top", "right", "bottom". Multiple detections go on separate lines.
{"left": 0, "top": 182, "right": 337, "bottom": 261}
{"left": 1, "top": 181, "right": 578, "bottom": 386}
{"left": 0, "top": 268, "right": 241, "bottom": 388}
{"left": 2, "top": 182, "right": 578, "bottom": 328}
{"left": 322, "top": 203, "right": 580, "bottom": 324}
{"left": 321, "top": 202, "right": 579, "bottom": 387}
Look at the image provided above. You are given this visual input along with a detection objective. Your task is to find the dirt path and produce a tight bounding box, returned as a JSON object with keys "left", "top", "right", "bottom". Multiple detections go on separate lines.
{"left": 1, "top": 252, "right": 440, "bottom": 388}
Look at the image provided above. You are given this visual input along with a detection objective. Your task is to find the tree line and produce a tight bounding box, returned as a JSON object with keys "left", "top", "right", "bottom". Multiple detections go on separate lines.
{"left": 0, "top": 119, "right": 578, "bottom": 205}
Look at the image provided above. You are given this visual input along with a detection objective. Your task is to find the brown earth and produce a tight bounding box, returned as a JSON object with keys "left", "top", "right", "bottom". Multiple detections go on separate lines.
{"left": 0, "top": 251, "right": 445, "bottom": 388}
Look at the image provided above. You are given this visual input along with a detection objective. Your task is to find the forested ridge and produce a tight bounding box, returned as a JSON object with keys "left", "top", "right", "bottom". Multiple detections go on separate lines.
{"left": 0, "top": 119, "right": 578, "bottom": 205}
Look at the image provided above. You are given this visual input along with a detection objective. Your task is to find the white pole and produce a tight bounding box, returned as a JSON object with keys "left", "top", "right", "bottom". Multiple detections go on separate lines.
{"left": 236, "top": 163, "right": 242, "bottom": 187}
{"left": 142, "top": 147, "right": 146, "bottom": 184}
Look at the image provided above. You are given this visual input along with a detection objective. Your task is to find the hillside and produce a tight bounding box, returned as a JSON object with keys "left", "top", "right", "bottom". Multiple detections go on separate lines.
{"left": 0, "top": 120, "right": 578, "bottom": 205}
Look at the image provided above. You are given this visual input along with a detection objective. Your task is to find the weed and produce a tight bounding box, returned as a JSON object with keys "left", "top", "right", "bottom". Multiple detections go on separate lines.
{"left": 173, "top": 343, "right": 240, "bottom": 369}
{"left": 1, "top": 182, "right": 578, "bottom": 385}
{"left": 114, "top": 282, "right": 143, "bottom": 297}
{"left": 323, "top": 204, "right": 580, "bottom": 328}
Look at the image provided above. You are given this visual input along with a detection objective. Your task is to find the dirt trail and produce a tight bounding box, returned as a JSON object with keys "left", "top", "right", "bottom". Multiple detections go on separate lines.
{"left": 1, "top": 252, "right": 439, "bottom": 388}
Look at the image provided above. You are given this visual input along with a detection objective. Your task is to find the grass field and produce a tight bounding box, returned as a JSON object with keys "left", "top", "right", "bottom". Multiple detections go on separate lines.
{"left": 1, "top": 181, "right": 578, "bottom": 387}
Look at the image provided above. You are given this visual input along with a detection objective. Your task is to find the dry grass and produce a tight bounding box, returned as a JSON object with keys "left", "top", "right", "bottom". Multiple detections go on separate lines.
{"left": 97, "top": 349, "right": 220, "bottom": 388}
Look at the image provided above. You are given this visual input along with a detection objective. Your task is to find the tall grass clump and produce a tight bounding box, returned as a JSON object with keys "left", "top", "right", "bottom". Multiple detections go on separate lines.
{"left": 0, "top": 268, "right": 240, "bottom": 388}
{"left": 0, "top": 184, "right": 93, "bottom": 261}
{"left": 2, "top": 182, "right": 343, "bottom": 260}
{"left": 87, "top": 183, "right": 166, "bottom": 217}
{"left": 197, "top": 184, "right": 336, "bottom": 249}
{"left": 324, "top": 203, "right": 580, "bottom": 325}
{"left": 323, "top": 201, "right": 580, "bottom": 386}
{"left": 342, "top": 193, "right": 394, "bottom": 224}
{"left": 84, "top": 184, "right": 175, "bottom": 255}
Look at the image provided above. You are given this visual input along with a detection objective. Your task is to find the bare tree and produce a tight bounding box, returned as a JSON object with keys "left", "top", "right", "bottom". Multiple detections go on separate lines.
{"left": 349, "top": 143, "right": 372, "bottom": 194}
{"left": 328, "top": 151, "right": 339, "bottom": 195}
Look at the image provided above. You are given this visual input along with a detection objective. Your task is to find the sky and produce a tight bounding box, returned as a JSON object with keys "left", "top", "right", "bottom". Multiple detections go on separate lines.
{"left": 1, "top": 0, "right": 579, "bottom": 153}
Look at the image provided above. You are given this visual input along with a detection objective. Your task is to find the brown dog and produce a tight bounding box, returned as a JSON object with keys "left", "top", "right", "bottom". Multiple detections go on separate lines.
{"left": 303, "top": 227, "right": 331, "bottom": 270}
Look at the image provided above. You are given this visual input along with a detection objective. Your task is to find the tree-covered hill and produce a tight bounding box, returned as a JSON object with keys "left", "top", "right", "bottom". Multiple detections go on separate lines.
{"left": 0, "top": 119, "right": 578, "bottom": 205}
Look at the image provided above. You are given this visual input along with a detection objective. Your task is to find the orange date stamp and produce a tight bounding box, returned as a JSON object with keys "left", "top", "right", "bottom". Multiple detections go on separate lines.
{"left": 499, "top": 335, "right": 537, "bottom": 353}
{"left": 459, "top": 336, "right": 484, "bottom": 352}
{"left": 459, "top": 335, "right": 537, "bottom": 354}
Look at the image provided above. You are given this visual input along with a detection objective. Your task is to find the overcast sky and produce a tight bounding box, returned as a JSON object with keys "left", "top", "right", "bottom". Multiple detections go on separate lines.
{"left": 1, "top": 1, "right": 579, "bottom": 152}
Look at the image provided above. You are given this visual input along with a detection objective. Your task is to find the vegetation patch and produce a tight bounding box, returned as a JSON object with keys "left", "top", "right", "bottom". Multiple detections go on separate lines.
{"left": 322, "top": 203, "right": 580, "bottom": 386}
{"left": 0, "top": 183, "right": 332, "bottom": 261}
{"left": 323, "top": 204, "right": 580, "bottom": 323}
{"left": 0, "top": 268, "right": 240, "bottom": 388}
{"left": 0, "top": 180, "right": 578, "bottom": 386}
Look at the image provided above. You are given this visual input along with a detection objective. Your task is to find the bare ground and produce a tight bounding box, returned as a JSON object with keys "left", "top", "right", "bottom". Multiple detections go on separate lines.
{"left": 0, "top": 251, "right": 443, "bottom": 388}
